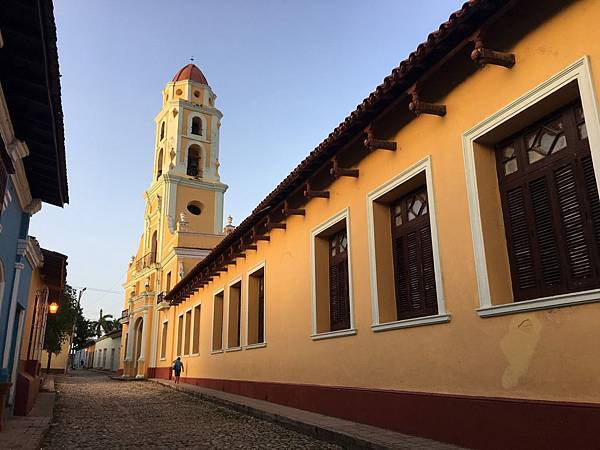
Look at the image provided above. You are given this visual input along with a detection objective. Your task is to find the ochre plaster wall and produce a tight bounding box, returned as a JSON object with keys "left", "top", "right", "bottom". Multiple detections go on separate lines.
{"left": 155, "top": 0, "right": 600, "bottom": 404}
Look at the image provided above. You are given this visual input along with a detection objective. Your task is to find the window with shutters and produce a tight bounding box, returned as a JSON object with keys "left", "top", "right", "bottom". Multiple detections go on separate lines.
{"left": 390, "top": 187, "right": 438, "bottom": 320}
{"left": 367, "top": 158, "right": 448, "bottom": 330}
{"left": 192, "top": 304, "right": 201, "bottom": 354}
{"left": 176, "top": 314, "right": 183, "bottom": 356}
{"left": 227, "top": 280, "right": 242, "bottom": 349}
{"left": 328, "top": 230, "right": 351, "bottom": 331}
{"left": 183, "top": 309, "right": 192, "bottom": 355}
{"left": 211, "top": 291, "right": 224, "bottom": 352}
{"left": 311, "top": 210, "right": 355, "bottom": 339}
{"left": 160, "top": 321, "right": 168, "bottom": 359}
{"left": 247, "top": 265, "right": 266, "bottom": 347}
{"left": 495, "top": 102, "right": 600, "bottom": 301}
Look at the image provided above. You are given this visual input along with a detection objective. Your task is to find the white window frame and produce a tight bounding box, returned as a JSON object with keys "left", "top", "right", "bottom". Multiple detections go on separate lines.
{"left": 245, "top": 261, "right": 267, "bottom": 349}
{"left": 366, "top": 155, "right": 450, "bottom": 331}
{"left": 225, "top": 276, "right": 243, "bottom": 352}
{"left": 191, "top": 301, "right": 202, "bottom": 356}
{"left": 210, "top": 289, "right": 225, "bottom": 354}
{"left": 463, "top": 56, "right": 600, "bottom": 318}
{"left": 159, "top": 320, "right": 168, "bottom": 361}
{"left": 310, "top": 207, "right": 356, "bottom": 341}
{"left": 182, "top": 307, "right": 192, "bottom": 356}
{"left": 176, "top": 313, "right": 184, "bottom": 357}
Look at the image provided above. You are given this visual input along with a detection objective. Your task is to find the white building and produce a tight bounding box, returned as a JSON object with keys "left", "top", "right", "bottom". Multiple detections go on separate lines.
{"left": 93, "top": 330, "right": 121, "bottom": 372}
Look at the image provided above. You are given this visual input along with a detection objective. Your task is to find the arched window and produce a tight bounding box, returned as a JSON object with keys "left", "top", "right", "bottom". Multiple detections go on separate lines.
{"left": 187, "top": 145, "right": 202, "bottom": 177}
{"left": 160, "top": 121, "right": 165, "bottom": 140}
{"left": 150, "top": 231, "right": 158, "bottom": 263}
{"left": 156, "top": 149, "right": 163, "bottom": 180}
{"left": 191, "top": 117, "right": 202, "bottom": 136}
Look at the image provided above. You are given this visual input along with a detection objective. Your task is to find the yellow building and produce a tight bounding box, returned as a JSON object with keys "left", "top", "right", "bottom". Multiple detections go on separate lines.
{"left": 119, "top": 64, "right": 227, "bottom": 378}
{"left": 17, "top": 246, "right": 67, "bottom": 415}
{"left": 126, "top": 0, "right": 600, "bottom": 447}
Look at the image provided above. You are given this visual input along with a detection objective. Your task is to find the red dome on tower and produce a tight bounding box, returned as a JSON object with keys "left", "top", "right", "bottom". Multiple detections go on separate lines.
{"left": 171, "top": 64, "right": 209, "bottom": 85}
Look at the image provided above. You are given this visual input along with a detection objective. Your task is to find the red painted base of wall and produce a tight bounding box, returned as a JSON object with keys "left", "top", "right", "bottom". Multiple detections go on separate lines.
{"left": 149, "top": 369, "right": 599, "bottom": 449}
{"left": 148, "top": 367, "right": 171, "bottom": 380}
{"left": 115, "top": 369, "right": 123, "bottom": 376}
{"left": 14, "top": 360, "right": 42, "bottom": 416}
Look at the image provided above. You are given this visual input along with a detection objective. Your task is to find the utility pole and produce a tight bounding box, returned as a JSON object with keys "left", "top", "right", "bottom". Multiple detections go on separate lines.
{"left": 67, "top": 287, "right": 86, "bottom": 373}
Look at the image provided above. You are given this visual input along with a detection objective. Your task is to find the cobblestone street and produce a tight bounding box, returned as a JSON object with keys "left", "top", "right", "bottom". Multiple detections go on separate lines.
{"left": 42, "top": 371, "right": 340, "bottom": 449}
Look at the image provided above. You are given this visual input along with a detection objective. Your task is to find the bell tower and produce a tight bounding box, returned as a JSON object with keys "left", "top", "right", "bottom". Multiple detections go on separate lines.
{"left": 152, "top": 63, "right": 227, "bottom": 234}
{"left": 120, "top": 63, "right": 229, "bottom": 379}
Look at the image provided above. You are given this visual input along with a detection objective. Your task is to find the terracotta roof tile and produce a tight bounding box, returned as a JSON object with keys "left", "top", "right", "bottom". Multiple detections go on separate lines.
{"left": 172, "top": 63, "right": 209, "bottom": 85}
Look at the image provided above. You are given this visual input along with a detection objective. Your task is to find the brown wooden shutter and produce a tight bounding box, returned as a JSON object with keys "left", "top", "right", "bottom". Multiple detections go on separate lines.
{"left": 329, "top": 230, "right": 350, "bottom": 331}
{"left": 496, "top": 102, "right": 600, "bottom": 301}
{"left": 391, "top": 187, "right": 438, "bottom": 320}
{"left": 257, "top": 275, "right": 265, "bottom": 343}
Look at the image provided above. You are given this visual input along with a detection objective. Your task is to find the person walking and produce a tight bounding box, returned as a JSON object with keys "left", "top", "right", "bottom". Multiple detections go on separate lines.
{"left": 172, "top": 357, "right": 184, "bottom": 384}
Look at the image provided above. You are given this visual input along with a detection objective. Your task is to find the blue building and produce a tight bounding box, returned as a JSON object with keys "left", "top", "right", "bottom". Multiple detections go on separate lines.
{"left": 0, "top": 0, "right": 69, "bottom": 421}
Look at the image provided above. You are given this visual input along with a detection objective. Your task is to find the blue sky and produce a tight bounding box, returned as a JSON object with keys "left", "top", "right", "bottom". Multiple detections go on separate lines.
{"left": 30, "top": 0, "right": 461, "bottom": 319}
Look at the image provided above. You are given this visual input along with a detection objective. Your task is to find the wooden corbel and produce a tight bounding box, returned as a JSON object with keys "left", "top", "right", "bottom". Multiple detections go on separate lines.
{"left": 408, "top": 87, "right": 446, "bottom": 116}
{"left": 243, "top": 244, "right": 258, "bottom": 251}
{"left": 304, "top": 183, "right": 329, "bottom": 199}
{"left": 364, "top": 126, "right": 397, "bottom": 152}
{"left": 282, "top": 201, "right": 305, "bottom": 216}
{"left": 471, "top": 35, "right": 515, "bottom": 68}
{"left": 232, "top": 246, "right": 246, "bottom": 259}
{"left": 330, "top": 158, "right": 359, "bottom": 179}
{"left": 252, "top": 229, "right": 271, "bottom": 242}
{"left": 266, "top": 216, "right": 286, "bottom": 231}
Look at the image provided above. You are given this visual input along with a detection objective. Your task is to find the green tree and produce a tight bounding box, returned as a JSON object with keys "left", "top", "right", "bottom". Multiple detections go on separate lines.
{"left": 73, "top": 306, "right": 95, "bottom": 351}
{"left": 90, "top": 309, "right": 114, "bottom": 338}
{"left": 43, "top": 284, "right": 78, "bottom": 373}
{"left": 109, "top": 318, "right": 122, "bottom": 332}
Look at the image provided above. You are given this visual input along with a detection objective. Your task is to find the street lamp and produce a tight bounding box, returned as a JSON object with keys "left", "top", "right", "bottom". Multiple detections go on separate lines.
{"left": 48, "top": 302, "right": 59, "bottom": 314}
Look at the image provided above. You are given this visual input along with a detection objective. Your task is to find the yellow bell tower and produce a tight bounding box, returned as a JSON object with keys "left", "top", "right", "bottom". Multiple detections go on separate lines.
{"left": 120, "top": 63, "right": 228, "bottom": 379}
{"left": 154, "top": 63, "right": 227, "bottom": 235}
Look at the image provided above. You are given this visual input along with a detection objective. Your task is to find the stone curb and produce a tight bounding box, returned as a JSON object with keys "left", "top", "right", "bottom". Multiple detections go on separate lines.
{"left": 148, "top": 378, "right": 461, "bottom": 450}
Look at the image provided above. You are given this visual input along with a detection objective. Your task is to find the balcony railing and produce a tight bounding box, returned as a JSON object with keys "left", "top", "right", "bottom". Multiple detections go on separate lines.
{"left": 156, "top": 292, "right": 165, "bottom": 304}
{"left": 134, "top": 252, "right": 157, "bottom": 272}
{"left": 121, "top": 309, "right": 129, "bottom": 320}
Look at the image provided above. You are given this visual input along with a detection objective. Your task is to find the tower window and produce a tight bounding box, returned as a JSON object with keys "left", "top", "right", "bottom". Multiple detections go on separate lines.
{"left": 176, "top": 89, "right": 183, "bottom": 96}
{"left": 156, "top": 149, "right": 163, "bottom": 180}
{"left": 160, "top": 121, "right": 165, "bottom": 141}
{"left": 193, "top": 90, "right": 200, "bottom": 98}
{"left": 187, "top": 201, "right": 202, "bottom": 216}
{"left": 150, "top": 231, "right": 158, "bottom": 264}
{"left": 187, "top": 145, "right": 202, "bottom": 177}
{"left": 191, "top": 117, "right": 202, "bottom": 136}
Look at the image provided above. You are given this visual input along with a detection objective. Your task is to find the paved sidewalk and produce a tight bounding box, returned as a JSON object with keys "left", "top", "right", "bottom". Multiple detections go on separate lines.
{"left": 151, "top": 378, "right": 461, "bottom": 449}
{"left": 0, "top": 376, "right": 56, "bottom": 450}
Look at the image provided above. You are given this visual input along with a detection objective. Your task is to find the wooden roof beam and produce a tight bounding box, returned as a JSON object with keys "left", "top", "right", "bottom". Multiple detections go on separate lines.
{"left": 471, "top": 34, "right": 515, "bottom": 68}
{"left": 364, "top": 126, "right": 397, "bottom": 152}
{"left": 282, "top": 201, "right": 305, "bottom": 217}
{"left": 304, "top": 183, "right": 329, "bottom": 199}
{"left": 266, "top": 216, "right": 286, "bottom": 231}
{"left": 408, "top": 87, "right": 446, "bottom": 117}
{"left": 330, "top": 158, "right": 359, "bottom": 179}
